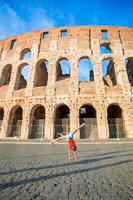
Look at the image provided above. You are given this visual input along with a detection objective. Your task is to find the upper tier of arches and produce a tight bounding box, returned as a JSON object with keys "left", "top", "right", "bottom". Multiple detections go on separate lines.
{"left": 0, "top": 56, "right": 133, "bottom": 91}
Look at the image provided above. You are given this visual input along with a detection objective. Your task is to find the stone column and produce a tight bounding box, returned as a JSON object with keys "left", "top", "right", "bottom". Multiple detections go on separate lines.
{"left": 6, "top": 63, "right": 18, "bottom": 99}
{"left": 115, "top": 59, "right": 132, "bottom": 138}
{"left": 20, "top": 103, "right": 30, "bottom": 140}
{"left": 92, "top": 59, "right": 105, "bottom": 95}
{"left": 115, "top": 60, "right": 131, "bottom": 93}
{"left": 47, "top": 57, "right": 56, "bottom": 97}
{"left": 25, "top": 61, "right": 36, "bottom": 97}
{"left": 92, "top": 59, "right": 108, "bottom": 139}
{"left": 46, "top": 57, "right": 57, "bottom": 139}
{"left": 44, "top": 100, "right": 54, "bottom": 140}
{"left": 70, "top": 102, "right": 79, "bottom": 139}
{"left": 122, "top": 101, "right": 133, "bottom": 139}
{"left": 69, "top": 57, "right": 79, "bottom": 96}
{"left": 0, "top": 108, "right": 10, "bottom": 139}
{"left": 96, "top": 104, "right": 109, "bottom": 139}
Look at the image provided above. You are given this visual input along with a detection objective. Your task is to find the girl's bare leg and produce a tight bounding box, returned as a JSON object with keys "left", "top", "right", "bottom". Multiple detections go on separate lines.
{"left": 73, "top": 151, "right": 77, "bottom": 160}
{"left": 67, "top": 147, "right": 72, "bottom": 160}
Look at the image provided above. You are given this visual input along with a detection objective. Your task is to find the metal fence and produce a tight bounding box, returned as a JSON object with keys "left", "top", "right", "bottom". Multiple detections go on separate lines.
{"left": 80, "top": 123, "right": 98, "bottom": 139}
{"left": 0, "top": 122, "right": 130, "bottom": 140}
{"left": 108, "top": 123, "right": 125, "bottom": 138}
{"left": 29, "top": 125, "right": 44, "bottom": 139}
{"left": 6, "top": 125, "right": 21, "bottom": 138}
{"left": 54, "top": 123, "right": 98, "bottom": 139}
{"left": 54, "top": 124, "right": 70, "bottom": 138}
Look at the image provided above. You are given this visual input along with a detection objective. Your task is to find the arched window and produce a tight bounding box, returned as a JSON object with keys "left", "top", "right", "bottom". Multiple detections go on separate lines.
{"left": 7, "top": 106, "right": 22, "bottom": 137}
{"left": 102, "top": 58, "right": 117, "bottom": 86}
{"left": 29, "top": 105, "right": 45, "bottom": 139}
{"left": 34, "top": 60, "right": 48, "bottom": 87}
{"left": 107, "top": 104, "right": 125, "bottom": 138}
{"left": 0, "top": 64, "right": 12, "bottom": 86}
{"left": 54, "top": 104, "right": 70, "bottom": 138}
{"left": 15, "top": 64, "right": 29, "bottom": 90}
{"left": 56, "top": 58, "right": 70, "bottom": 81}
{"left": 125, "top": 58, "right": 133, "bottom": 86}
{"left": 79, "top": 104, "right": 98, "bottom": 139}
{"left": 20, "top": 48, "right": 31, "bottom": 60}
{"left": 100, "top": 44, "right": 112, "bottom": 54}
{"left": 78, "top": 57, "right": 94, "bottom": 82}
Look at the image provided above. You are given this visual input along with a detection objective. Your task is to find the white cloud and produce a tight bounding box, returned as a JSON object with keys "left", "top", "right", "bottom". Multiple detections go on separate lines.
{"left": 0, "top": 2, "right": 27, "bottom": 39}
{"left": 0, "top": 2, "right": 55, "bottom": 40}
{"left": 28, "top": 7, "right": 55, "bottom": 30}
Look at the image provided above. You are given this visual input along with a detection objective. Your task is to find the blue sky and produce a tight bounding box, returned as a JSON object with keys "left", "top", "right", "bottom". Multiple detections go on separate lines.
{"left": 0, "top": 0, "right": 133, "bottom": 40}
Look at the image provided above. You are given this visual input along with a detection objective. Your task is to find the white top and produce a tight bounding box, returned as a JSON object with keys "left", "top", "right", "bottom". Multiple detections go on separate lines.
{"left": 66, "top": 132, "right": 74, "bottom": 140}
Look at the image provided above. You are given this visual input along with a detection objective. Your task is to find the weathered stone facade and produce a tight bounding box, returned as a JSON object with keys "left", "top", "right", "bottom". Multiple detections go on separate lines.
{"left": 0, "top": 26, "right": 133, "bottom": 140}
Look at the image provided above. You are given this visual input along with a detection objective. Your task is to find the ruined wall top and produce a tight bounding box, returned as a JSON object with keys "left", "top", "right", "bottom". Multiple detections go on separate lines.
{"left": 0, "top": 25, "right": 133, "bottom": 51}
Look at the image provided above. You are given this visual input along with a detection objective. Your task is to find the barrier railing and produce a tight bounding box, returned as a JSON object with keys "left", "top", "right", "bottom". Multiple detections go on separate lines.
{"left": 6, "top": 125, "right": 21, "bottom": 139}
{"left": 29, "top": 125, "right": 44, "bottom": 139}
{"left": 108, "top": 123, "right": 125, "bottom": 139}
{"left": 54, "top": 123, "right": 98, "bottom": 139}
{"left": 54, "top": 124, "right": 70, "bottom": 138}
{"left": 0, "top": 123, "right": 131, "bottom": 140}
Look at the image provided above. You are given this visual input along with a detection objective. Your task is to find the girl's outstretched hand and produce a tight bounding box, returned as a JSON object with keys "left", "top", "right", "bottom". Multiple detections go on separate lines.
{"left": 80, "top": 123, "right": 85, "bottom": 128}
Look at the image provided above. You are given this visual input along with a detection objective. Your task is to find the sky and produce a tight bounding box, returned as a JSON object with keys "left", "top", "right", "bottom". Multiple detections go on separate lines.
{"left": 0, "top": 0, "right": 133, "bottom": 40}
{"left": 0, "top": 0, "right": 132, "bottom": 80}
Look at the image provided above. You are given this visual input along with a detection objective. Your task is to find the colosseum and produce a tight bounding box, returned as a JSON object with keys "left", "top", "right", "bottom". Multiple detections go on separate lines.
{"left": 0, "top": 26, "right": 133, "bottom": 141}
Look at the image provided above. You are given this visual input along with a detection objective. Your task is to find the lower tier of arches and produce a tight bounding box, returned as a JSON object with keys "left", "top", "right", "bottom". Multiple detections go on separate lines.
{"left": 0, "top": 101, "right": 132, "bottom": 140}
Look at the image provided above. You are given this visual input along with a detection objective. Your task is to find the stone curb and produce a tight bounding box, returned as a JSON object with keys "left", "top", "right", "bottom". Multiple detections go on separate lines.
{"left": 0, "top": 141, "right": 133, "bottom": 144}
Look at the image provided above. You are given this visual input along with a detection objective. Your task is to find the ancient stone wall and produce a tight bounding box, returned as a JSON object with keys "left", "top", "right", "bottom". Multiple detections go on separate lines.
{"left": 0, "top": 26, "right": 133, "bottom": 140}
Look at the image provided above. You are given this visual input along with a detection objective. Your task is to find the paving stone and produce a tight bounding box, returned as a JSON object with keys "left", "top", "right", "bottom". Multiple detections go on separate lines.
{"left": 0, "top": 143, "right": 132, "bottom": 200}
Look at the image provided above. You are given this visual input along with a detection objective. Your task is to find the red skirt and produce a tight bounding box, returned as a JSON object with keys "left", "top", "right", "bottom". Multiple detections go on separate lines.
{"left": 68, "top": 139, "right": 75, "bottom": 150}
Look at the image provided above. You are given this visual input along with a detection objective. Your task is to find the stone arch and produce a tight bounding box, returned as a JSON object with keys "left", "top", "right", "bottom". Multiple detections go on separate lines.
{"left": 56, "top": 57, "right": 70, "bottom": 81}
{"left": 14, "top": 63, "right": 29, "bottom": 90}
{"left": 78, "top": 56, "right": 94, "bottom": 82}
{"left": 107, "top": 103, "right": 125, "bottom": 138}
{"left": 0, "top": 64, "right": 12, "bottom": 87}
{"left": 100, "top": 43, "right": 112, "bottom": 54}
{"left": 79, "top": 104, "right": 98, "bottom": 139}
{"left": 7, "top": 106, "right": 22, "bottom": 137}
{"left": 125, "top": 57, "right": 133, "bottom": 86}
{"left": 102, "top": 57, "right": 117, "bottom": 86}
{"left": 34, "top": 59, "right": 49, "bottom": 87}
{"left": 20, "top": 48, "right": 31, "bottom": 60}
{"left": 28, "top": 104, "right": 45, "bottom": 139}
{"left": 54, "top": 104, "right": 70, "bottom": 138}
{"left": 0, "top": 107, "right": 4, "bottom": 131}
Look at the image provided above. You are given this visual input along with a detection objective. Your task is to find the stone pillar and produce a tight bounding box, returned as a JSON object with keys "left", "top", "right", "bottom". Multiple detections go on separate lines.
{"left": 92, "top": 60, "right": 108, "bottom": 139}
{"left": 115, "top": 60, "right": 132, "bottom": 138}
{"left": 44, "top": 55, "right": 57, "bottom": 140}
{"left": 20, "top": 104, "right": 30, "bottom": 140}
{"left": 0, "top": 108, "right": 10, "bottom": 139}
{"left": 44, "top": 100, "right": 54, "bottom": 140}
{"left": 6, "top": 64, "right": 18, "bottom": 98}
{"left": 96, "top": 104, "right": 109, "bottom": 139}
{"left": 115, "top": 60, "right": 131, "bottom": 93}
{"left": 92, "top": 59, "right": 105, "bottom": 95}
{"left": 47, "top": 58, "right": 56, "bottom": 97}
{"left": 25, "top": 61, "right": 36, "bottom": 97}
{"left": 70, "top": 102, "right": 79, "bottom": 139}
{"left": 69, "top": 57, "right": 79, "bottom": 96}
{"left": 122, "top": 101, "right": 133, "bottom": 139}
{"left": 45, "top": 57, "right": 57, "bottom": 139}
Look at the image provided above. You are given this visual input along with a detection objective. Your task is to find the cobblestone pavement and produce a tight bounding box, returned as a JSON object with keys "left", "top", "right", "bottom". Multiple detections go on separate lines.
{"left": 0, "top": 143, "right": 133, "bottom": 200}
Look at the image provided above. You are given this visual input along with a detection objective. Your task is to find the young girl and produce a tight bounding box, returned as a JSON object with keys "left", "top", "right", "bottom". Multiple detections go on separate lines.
{"left": 51, "top": 123, "right": 85, "bottom": 160}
